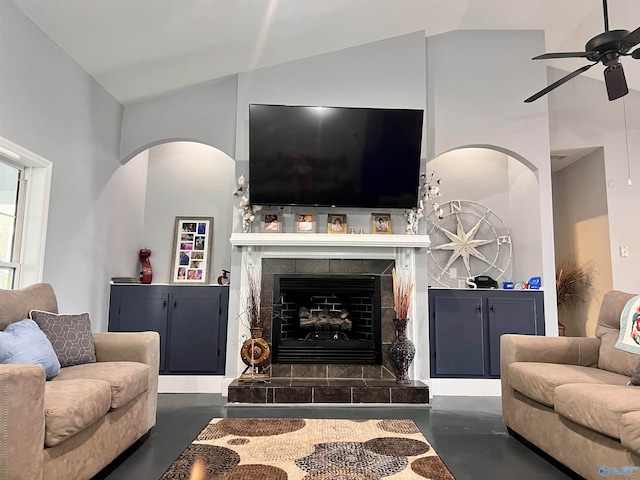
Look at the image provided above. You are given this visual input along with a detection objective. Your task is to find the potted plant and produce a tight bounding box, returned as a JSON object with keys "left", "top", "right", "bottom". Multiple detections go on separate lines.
{"left": 555, "top": 260, "right": 593, "bottom": 336}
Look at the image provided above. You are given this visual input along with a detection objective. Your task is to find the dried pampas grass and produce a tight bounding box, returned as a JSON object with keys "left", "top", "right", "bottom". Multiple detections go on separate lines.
{"left": 392, "top": 268, "right": 414, "bottom": 319}
{"left": 246, "top": 270, "right": 264, "bottom": 329}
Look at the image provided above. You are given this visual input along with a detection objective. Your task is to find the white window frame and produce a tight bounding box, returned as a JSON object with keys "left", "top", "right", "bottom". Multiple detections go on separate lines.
{"left": 0, "top": 136, "right": 52, "bottom": 288}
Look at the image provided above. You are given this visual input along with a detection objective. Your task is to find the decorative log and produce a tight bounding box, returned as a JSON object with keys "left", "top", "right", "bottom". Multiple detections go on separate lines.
{"left": 299, "top": 307, "right": 351, "bottom": 331}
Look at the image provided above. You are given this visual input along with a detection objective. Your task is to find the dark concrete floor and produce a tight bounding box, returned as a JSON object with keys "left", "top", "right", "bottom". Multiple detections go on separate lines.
{"left": 94, "top": 394, "right": 577, "bottom": 480}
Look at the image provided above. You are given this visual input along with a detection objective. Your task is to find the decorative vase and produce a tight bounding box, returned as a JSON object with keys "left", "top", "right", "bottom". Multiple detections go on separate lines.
{"left": 389, "top": 318, "right": 415, "bottom": 384}
{"left": 139, "top": 248, "right": 152, "bottom": 284}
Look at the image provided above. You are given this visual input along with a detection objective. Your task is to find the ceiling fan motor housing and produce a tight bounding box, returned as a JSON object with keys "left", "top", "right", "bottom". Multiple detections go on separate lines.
{"left": 585, "top": 29, "right": 631, "bottom": 59}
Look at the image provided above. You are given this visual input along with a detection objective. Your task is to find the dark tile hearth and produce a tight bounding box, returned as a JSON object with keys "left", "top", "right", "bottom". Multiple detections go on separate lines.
{"left": 227, "top": 377, "right": 429, "bottom": 405}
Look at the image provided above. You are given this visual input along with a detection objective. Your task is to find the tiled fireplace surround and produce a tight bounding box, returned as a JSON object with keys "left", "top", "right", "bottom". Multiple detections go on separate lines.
{"left": 227, "top": 233, "right": 430, "bottom": 404}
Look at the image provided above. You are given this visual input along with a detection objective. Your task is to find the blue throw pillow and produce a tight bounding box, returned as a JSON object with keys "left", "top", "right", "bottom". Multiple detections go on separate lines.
{"left": 0, "top": 318, "right": 61, "bottom": 379}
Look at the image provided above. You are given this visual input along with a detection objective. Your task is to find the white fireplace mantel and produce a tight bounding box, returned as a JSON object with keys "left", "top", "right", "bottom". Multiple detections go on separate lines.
{"left": 230, "top": 233, "right": 430, "bottom": 259}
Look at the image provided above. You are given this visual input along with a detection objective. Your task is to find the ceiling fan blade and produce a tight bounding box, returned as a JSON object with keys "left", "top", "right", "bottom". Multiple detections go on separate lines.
{"left": 619, "top": 26, "right": 640, "bottom": 50}
{"left": 524, "top": 63, "right": 596, "bottom": 103}
{"left": 604, "top": 62, "right": 629, "bottom": 100}
{"left": 533, "top": 51, "right": 596, "bottom": 60}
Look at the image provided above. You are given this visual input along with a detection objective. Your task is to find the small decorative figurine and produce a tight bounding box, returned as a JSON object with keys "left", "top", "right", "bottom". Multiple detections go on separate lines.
{"left": 217, "top": 269, "right": 230, "bottom": 285}
{"left": 139, "top": 248, "right": 152, "bottom": 284}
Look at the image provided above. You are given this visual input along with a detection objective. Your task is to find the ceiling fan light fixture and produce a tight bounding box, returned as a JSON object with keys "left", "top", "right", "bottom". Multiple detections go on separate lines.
{"left": 604, "top": 62, "right": 628, "bottom": 100}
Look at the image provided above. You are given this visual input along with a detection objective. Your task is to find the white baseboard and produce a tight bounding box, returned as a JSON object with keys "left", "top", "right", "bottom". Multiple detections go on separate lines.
{"left": 428, "top": 378, "right": 501, "bottom": 397}
{"left": 158, "top": 375, "right": 224, "bottom": 393}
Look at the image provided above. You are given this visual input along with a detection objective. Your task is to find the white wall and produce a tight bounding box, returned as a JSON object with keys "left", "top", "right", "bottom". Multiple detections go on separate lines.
{"left": 141, "top": 142, "right": 235, "bottom": 283}
{"left": 426, "top": 30, "right": 558, "bottom": 336}
{"left": 549, "top": 67, "right": 640, "bottom": 295}
{"left": 0, "top": 1, "right": 145, "bottom": 331}
{"left": 120, "top": 76, "right": 239, "bottom": 163}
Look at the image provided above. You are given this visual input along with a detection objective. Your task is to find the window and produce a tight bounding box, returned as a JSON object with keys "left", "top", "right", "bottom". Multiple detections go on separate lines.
{"left": 0, "top": 159, "right": 25, "bottom": 288}
{"left": 0, "top": 137, "right": 52, "bottom": 289}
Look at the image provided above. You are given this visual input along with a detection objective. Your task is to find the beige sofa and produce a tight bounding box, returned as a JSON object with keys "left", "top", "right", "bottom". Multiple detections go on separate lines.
{"left": 501, "top": 290, "right": 640, "bottom": 480}
{"left": 0, "top": 283, "right": 160, "bottom": 480}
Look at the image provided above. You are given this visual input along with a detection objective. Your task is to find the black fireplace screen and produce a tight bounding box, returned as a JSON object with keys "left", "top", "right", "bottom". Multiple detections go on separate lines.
{"left": 272, "top": 275, "right": 382, "bottom": 364}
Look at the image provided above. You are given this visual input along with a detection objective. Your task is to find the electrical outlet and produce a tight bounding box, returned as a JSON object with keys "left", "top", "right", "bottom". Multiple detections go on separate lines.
{"left": 621, "top": 246, "right": 629, "bottom": 258}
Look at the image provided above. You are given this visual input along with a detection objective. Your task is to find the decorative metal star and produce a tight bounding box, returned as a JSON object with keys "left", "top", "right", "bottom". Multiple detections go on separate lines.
{"left": 431, "top": 211, "right": 494, "bottom": 278}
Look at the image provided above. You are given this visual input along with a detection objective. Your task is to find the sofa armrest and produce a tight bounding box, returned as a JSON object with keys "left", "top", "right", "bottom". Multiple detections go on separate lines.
{"left": 92, "top": 332, "right": 160, "bottom": 431}
{"left": 501, "top": 334, "right": 600, "bottom": 368}
{"left": 0, "top": 364, "right": 45, "bottom": 480}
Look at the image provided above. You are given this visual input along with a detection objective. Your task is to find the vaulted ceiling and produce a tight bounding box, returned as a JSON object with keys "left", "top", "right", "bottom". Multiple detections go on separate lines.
{"left": 11, "top": 0, "right": 640, "bottom": 105}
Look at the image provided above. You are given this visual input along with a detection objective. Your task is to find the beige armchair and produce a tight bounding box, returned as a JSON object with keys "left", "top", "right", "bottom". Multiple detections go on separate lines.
{"left": 0, "top": 283, "right": 159, "bottom": 480}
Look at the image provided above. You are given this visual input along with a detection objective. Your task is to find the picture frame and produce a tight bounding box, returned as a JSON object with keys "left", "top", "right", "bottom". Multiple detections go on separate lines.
{"left": 372, "top": 213, "right": 392, "bottom": 234}
{"left": 260, "top": 213, "right": 282, "bottom": 233}
{"left": 170, "top": 216, "right": 213, "bottom": 284}
{"left": 295, "top": 214, "right": 316, "bottom": 233}
{"left": 327, "top": 214, "right": 347, "bottom": 234}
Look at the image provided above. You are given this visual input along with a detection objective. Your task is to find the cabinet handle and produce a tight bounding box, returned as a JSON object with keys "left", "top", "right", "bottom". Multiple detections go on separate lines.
{"left": 163, "top": 300, "right": 167, "bottom": 308}
{"left": 490, "top": 305, "right": 494, "bottom": 313}
{"left": 174, "top": 300, "right": 178, "bottom": 309}
{"left": 477, "top": 305, "right": 481, "bottom": 313}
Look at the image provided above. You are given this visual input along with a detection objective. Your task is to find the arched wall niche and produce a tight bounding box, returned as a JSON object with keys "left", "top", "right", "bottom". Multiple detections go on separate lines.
{"left": 127, "top": 140, "right": 236, "bottom": 283}
{"left": 120, "top": 137, "right": 234, "bottom": 165}
{"left": 426, "top": 145, "right": 543, "bottom": 285}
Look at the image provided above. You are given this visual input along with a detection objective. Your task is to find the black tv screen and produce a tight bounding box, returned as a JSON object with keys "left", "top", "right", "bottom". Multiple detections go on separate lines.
{"left": 248, "top": 104, "right": 423, "bottom": 208}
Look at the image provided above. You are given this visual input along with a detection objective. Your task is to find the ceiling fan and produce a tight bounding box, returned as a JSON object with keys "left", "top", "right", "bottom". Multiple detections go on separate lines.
{"left": 525, "top": 0, "right": 640, "bottom": 103}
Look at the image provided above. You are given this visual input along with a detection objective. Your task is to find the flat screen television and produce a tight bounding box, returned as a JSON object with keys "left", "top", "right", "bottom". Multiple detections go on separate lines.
{"left": 248, "top": 104, "right": 423, "bottom": 208}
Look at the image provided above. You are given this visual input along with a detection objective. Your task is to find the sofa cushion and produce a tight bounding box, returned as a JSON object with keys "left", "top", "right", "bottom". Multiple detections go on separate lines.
{"left": 554, "top": 383, "right": 640, "bottom": 440}
{"left": 52, "top": 361, "right": 149, "bottom": 409}
{"left": 596, "top": 291, "right": 639, "bottom": 377}
{"left": 0, "top": 283, "right": 58, "bottom": 330}
{"left": 44, "top": 379, "right": 111, "bottom": 447}
{"left": 0, "top": 318, "right": 60, "bottom": 379}
{"left": 29, "top": 310, "right": 97, "bottom": 367}
{"left": 620, "top": 411, "right": 640, "bottom": 455}
{"left": 508, "top": 362, "right": 628, "bottom": 406}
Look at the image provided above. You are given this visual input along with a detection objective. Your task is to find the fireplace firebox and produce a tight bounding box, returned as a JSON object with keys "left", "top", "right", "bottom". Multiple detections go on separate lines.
{"left": 272, "top": 274, "right": 382, "bottom": 364}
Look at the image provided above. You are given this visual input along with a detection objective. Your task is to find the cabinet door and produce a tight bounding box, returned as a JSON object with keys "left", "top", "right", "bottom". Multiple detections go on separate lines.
{"left": 167, "top": 291, "right": 221, "bottom": 373}
{"left": 487, "top": 297, "right": 537, "bottom": 376}
{"left": 431, "top": 295, "right": 486, "bottom": 376}
{"left": 110, "top": 291, "right": 169, "bottom": 372}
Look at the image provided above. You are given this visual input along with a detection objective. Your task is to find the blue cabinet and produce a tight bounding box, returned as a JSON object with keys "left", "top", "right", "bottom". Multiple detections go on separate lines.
{"left": 108, "top": 284, "right": 228, "bottom": 375}
{"left": 429, "top": 289, "right": 545, "bottom": 378}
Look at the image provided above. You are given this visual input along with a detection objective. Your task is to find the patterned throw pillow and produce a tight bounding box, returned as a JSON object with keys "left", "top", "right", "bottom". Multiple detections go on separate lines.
{"left": 0, "top": 318, "right": 61, "bottom": 379}
{"left": 29, "top": 310, "right": 96, "bottom": 367}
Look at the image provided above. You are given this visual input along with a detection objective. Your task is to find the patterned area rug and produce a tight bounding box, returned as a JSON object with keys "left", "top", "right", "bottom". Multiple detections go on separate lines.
{"left": 161, "top": 418, "right": 455, "bottom": 479}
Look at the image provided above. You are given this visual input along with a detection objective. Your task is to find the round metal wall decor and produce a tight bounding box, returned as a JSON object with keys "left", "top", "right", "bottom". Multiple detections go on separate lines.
{"left": 240, "top": 337, "right": 271, "bottom": 367}
{"left": 426, "top": 200, "right": 512, "bottom": 287}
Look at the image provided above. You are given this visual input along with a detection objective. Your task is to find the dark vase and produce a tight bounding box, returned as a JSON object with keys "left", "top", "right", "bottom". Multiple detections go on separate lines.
{"left": 389, "top": 318, "right": 415, "bottom": 384}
